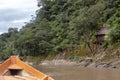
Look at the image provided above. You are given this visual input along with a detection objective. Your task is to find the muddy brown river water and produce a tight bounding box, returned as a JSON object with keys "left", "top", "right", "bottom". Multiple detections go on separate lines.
{"left": 33, "top": 65, "right": 120, "bottom": 80}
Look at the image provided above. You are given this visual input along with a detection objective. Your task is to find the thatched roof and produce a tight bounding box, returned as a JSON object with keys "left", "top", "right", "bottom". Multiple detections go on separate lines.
{"left": 97, "top": 27, "right": 109, "bottom": 35}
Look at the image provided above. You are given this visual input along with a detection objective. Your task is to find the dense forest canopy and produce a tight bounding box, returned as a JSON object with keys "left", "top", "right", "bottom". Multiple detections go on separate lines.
{"left": 0, "top": 0, "right": 119, "bottom": 60}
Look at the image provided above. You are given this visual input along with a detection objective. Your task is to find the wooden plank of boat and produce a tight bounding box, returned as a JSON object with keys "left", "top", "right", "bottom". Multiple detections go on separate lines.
{"left": 0, "top": 76, "right": 38, "bottom": 80}
{"left": 0, "top": 56, "right": 54, "bottom": 80}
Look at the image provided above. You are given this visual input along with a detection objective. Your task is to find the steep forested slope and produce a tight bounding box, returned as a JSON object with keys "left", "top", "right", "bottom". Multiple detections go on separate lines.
{"left": 0, "top": 0, "right": 119, "bottom": 60}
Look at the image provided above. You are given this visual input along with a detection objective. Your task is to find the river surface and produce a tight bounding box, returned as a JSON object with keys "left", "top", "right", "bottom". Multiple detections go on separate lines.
{"left": 33, "top": 65, "right": 120, "bottom": 80}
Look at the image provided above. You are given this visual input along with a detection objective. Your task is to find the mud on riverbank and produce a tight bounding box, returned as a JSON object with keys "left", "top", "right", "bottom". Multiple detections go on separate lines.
{"left": 37, "top": 57, "right": 120, "bottom": 69}
{"left": 39, "top": 52, "right": 120, "bottom": 69}
{"left": 27, "top": 46, "right": 120, "bottom": 69}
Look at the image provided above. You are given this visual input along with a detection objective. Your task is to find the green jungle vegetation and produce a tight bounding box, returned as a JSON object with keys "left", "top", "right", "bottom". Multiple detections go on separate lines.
{"left": 0, "top": 0, "right": 119, "bottom": 61}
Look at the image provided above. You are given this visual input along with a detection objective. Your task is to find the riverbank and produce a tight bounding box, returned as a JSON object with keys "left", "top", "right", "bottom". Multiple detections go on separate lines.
{"left": 40, "top": 59, "right": 77, "bottom": 66}
{"left": 30, "top": 56, "right": 120, "bottom": 69}
{"left": 26, "top": 55, "right": 120, "bottom": 69}
{"left": 25, "top": 46, "right": 120, "bottom": 69}
{"left": 78, "top": 58, "right": 120, "bottom": 69}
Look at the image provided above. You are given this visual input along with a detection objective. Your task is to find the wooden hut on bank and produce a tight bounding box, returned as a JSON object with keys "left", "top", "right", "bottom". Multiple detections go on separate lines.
{"left": 94, "top": 27, "right": 109, "bottom": 44}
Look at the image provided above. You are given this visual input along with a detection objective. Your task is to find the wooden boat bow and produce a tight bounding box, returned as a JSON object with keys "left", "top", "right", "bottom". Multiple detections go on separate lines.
{"left": 0, "top": 56, "right": 54, "bottom": 80}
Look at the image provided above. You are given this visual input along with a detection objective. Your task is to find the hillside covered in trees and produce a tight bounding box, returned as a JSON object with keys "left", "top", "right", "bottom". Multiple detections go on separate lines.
{"left": 0, "top": 0, "right": 119, "bottom": 60}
